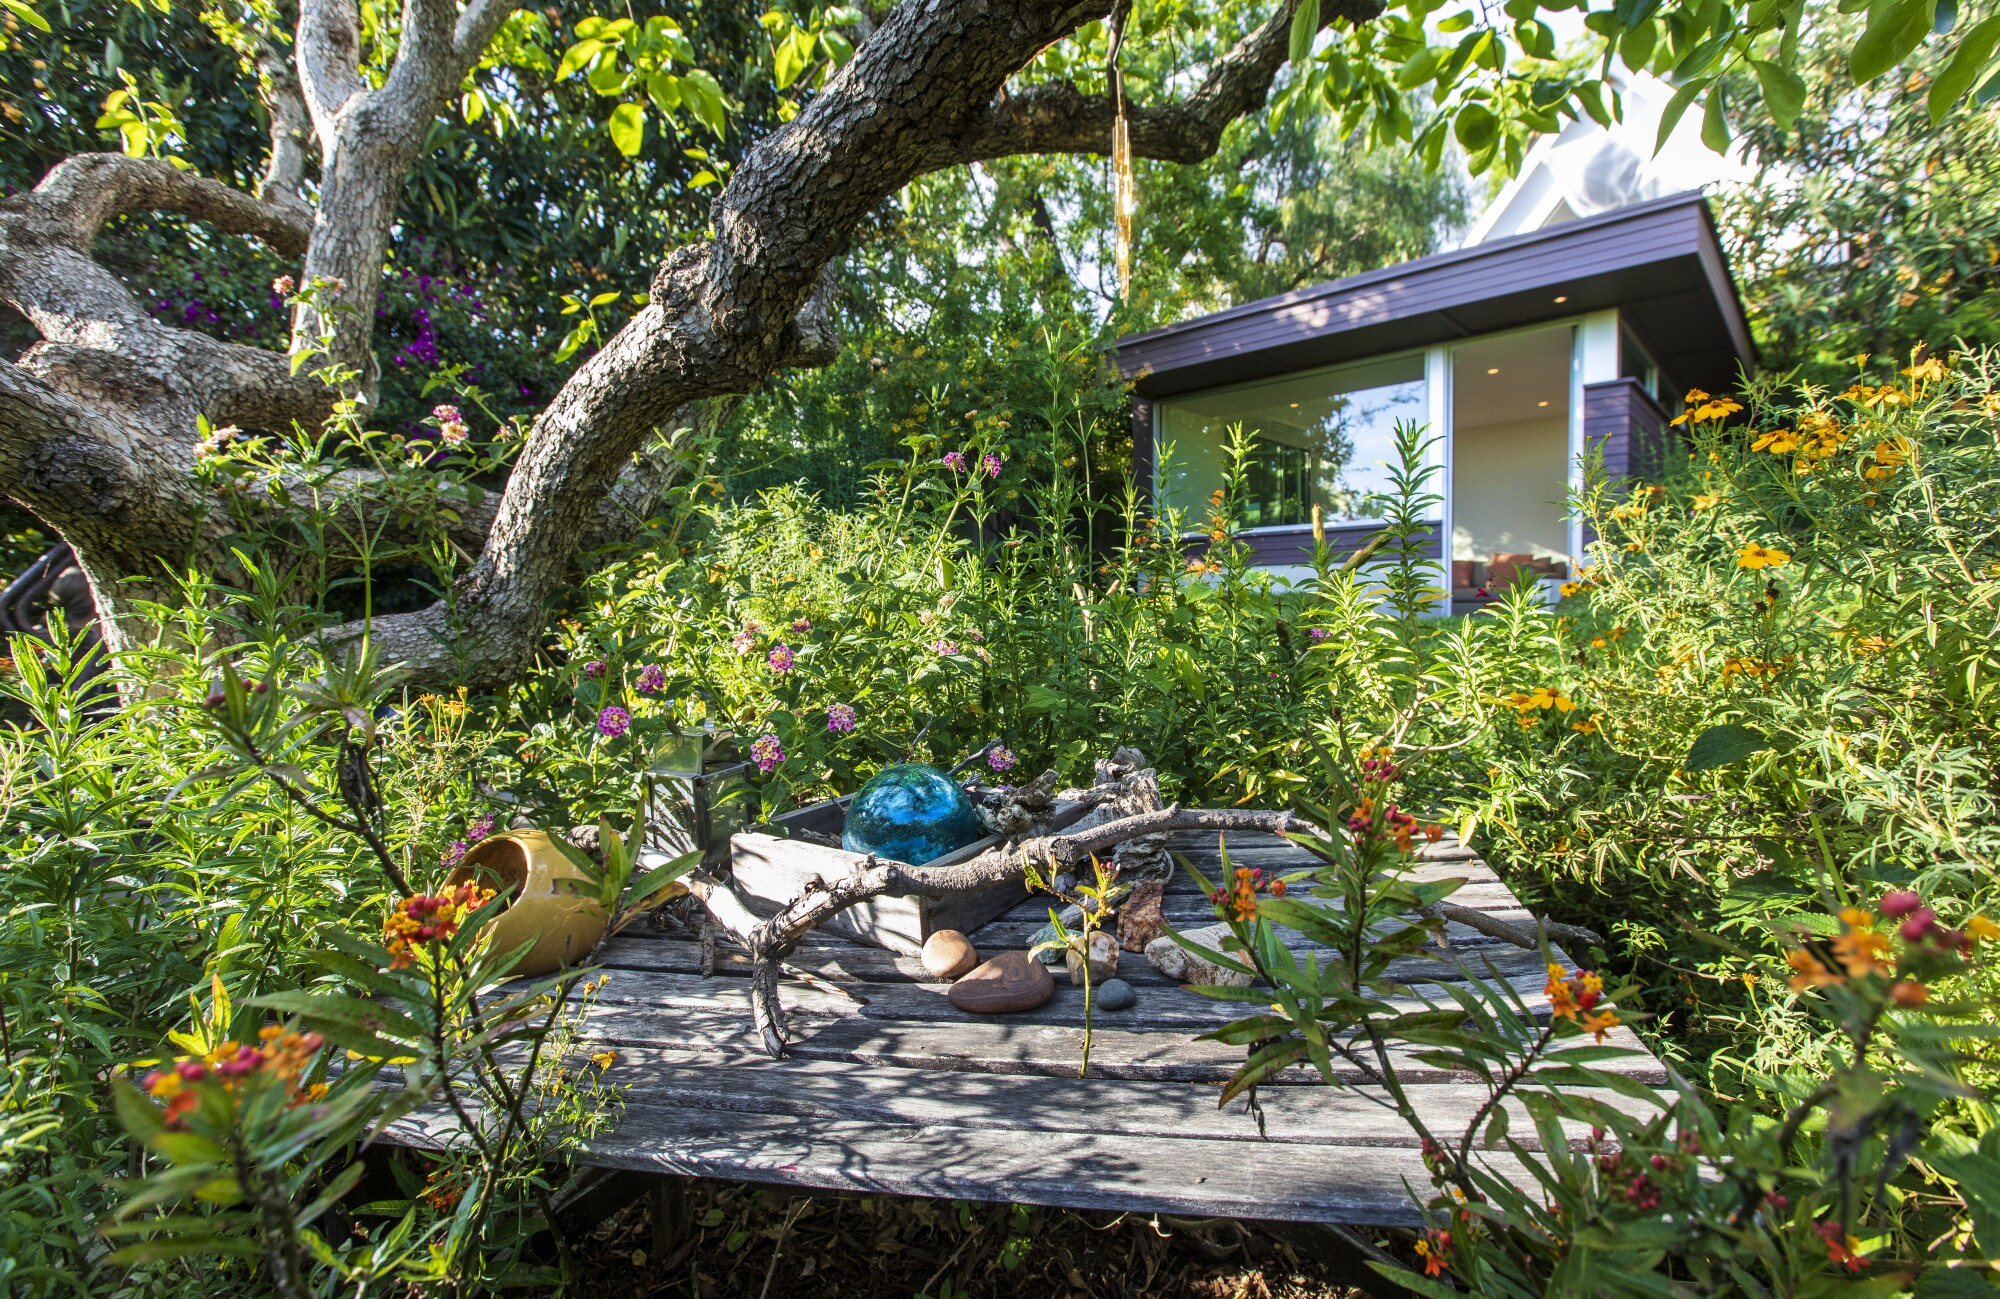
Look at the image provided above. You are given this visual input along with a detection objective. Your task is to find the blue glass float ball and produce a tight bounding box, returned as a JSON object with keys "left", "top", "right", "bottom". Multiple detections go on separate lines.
{"left": 841, "top": 764, "right": 987, "bottom": 865}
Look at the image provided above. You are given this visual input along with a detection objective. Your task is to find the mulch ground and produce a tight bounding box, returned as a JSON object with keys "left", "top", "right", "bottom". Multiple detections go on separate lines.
{"left": 561, "top": 1177, "right": 1378, "bottom": 1298}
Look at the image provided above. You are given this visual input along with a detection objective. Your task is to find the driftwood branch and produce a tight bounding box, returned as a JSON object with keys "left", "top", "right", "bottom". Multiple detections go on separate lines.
{"left": 678, "top": 744, "right": 1600, "bottom": 1059}
{"left": 1428, "top": 902, "right": 1605, "bottom": 953}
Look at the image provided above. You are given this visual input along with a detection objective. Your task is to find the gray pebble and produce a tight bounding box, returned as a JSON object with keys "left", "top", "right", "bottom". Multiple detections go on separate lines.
{"left": 1092, "top": 978, "right": 1137, "bottom": 1011}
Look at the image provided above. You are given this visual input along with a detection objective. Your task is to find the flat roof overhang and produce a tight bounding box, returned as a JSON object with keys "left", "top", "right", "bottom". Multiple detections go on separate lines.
{"left": 1111, "top": 191, "right": 1753, "bottom": 401}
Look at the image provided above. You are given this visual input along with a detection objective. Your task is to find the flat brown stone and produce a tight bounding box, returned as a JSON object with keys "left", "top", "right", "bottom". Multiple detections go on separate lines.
{"left": 921, "top": 929, "right": 979, "bottom": 980}
{"left": 946, "top": 950, "right": 1054, "bottom": 1014}
{"left": 1118, "top": 880, "right": 1167, "bottom": 952}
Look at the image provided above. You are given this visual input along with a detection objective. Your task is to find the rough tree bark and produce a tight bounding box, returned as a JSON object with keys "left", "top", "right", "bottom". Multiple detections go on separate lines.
{"left": 0, "top": 0, "right": 1381, "bottom": 683}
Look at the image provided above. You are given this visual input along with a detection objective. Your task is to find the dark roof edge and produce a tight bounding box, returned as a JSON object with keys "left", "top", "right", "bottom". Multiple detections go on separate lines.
{"left": 1109, "top": 189, "right": 1731, "bottom": 354}
{"left": 1690, "top": 198, "right": 1757, "bottom": 370}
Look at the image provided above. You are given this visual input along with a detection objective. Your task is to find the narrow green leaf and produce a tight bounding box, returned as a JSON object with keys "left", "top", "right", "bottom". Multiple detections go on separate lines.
{"left": 1289, "top": 0, "right": 1322, "bottom": 64}
{"left": 1928, "top": 14, "right": 2000, "bottom": 118}
{"left": 1655, "top": 77, "right": 1710, "bottom": 152}
{"left": 1700, "top": 85, "right": 1732, "bottom": 151}
{"left": 3, "top": 0, "right": 52, "bottom": 33}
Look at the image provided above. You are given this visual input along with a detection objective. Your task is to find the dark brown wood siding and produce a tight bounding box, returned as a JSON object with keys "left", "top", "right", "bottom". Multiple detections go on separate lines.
{"left": 1130, "top": 396, "right": 1155, "bottom": 505}
{"left": 1184, "top": 522, "right": 1443, "bottom": 569}
{"left": 1582, "top": 378, "right": 1674, "bottom": 482}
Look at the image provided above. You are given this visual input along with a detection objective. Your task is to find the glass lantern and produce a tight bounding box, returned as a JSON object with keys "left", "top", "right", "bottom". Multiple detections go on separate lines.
{"left": 645, "top": 729, "right": 759, "bottom": 866}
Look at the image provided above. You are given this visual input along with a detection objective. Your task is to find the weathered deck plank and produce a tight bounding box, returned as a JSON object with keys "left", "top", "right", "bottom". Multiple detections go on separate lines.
{"left": 395, "top": 829, "right": 1666, "bottom": 1226}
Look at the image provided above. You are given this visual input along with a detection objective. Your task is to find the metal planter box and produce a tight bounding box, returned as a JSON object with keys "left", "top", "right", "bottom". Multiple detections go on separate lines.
{"left": 731, "top": 795, "right": 1087, "bottom": 956}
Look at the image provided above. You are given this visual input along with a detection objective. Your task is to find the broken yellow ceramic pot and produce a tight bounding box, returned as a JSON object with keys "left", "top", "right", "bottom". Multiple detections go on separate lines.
{"left": 446, "top": 830, "right": 607, "bottom": 977}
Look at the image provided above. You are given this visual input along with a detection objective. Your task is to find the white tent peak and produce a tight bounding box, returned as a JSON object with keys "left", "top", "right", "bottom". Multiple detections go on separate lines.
{"left": 1460, "top": 70, "right": 1754, "bottom": 247}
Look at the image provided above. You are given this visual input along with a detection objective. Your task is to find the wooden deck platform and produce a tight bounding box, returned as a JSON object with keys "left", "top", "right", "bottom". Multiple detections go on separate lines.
{"left": 400, "top": 831, "right": 1668, "bottom": 1227}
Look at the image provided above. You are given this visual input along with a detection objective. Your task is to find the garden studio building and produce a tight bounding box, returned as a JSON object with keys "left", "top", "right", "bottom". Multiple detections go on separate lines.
{"left": 1112, "top": 190, "right": 1754, "bottom": 612}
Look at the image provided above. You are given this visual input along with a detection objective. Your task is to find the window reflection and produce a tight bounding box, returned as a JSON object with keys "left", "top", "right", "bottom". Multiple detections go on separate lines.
{"left": 1155, "top": 353, "right": 1429, "bottom": 528}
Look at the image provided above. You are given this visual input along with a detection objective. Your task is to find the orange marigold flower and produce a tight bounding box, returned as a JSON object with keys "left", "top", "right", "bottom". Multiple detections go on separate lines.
{"left": 1966, "top": 915, "right": 2000, "bottom": 944}
{"left": 1830, "top": 910, "right": 1892, "bottom": 979}
{"left": 1546, "top": 965, "right": 1613, "bottom": 1036}
{"left": 1890, "top": 979, "right": 1928, "bottom": 1007}
{"left": 1817, "top": 1221, "right": 1867, "bottom": 1272}
{"left": 384, "top": 882, "right": 495, "bottom": 969}
{"left": 1786, "top": 949, "right": 1841, "bottom": 991}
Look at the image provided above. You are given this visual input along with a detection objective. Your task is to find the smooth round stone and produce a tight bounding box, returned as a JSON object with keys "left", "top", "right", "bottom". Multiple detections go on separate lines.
{"left": 946, "top": 950, "right": 1054, "bottom": 1014}
{"left": 921, "top": 929, "right": 978, "bottom": 980}
{"left": 842, "top": 763, "right": 987, "bottom": 865}
{"left": 1093, "top": 978, "right": 1138, "bottom": 1012}
{"left": 1066, "top": 931, "right": 1118, "bottom": 986}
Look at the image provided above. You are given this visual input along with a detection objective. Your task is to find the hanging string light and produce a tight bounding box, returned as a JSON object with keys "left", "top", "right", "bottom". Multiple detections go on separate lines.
{"left": 1108, "top": 0, "right": 1135, "bottom": 301}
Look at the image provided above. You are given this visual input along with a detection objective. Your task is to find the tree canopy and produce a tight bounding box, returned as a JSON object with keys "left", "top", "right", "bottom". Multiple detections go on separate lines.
{"left": 1, "top": 0, "right": 1996, "bottom": 687}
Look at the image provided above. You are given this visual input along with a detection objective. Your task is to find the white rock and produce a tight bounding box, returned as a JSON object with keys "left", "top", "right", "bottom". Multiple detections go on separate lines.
{"left": 1145, "top": 923, "right": 1253, "bottom": 987}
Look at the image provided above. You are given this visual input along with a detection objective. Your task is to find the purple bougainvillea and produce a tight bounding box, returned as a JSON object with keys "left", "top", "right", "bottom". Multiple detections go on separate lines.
{"left": 982, "top": 453, "right": 1003, "bottom": 478}
{"left": 827, "top": 703, "right": 856, "bottom": 732}
{"left": 582, "top": 660, "right": 606, "bottom": 679}
{"left": 751, "top": 734, "right": 785, "bottom": 773}
{"left": 636, "top": 663, "right": 666, "bottom": 693}
{"left": 987, "top": 745, "right": 1016, "bottom": 773}
{"left": 768, "top": 644, "right": 795, "bottom": 674}
{"left": 596, "top": 706, "right": 631, "bottom": 739}
{"left": 941, "top": 451, "right": 966, "bottom": 471}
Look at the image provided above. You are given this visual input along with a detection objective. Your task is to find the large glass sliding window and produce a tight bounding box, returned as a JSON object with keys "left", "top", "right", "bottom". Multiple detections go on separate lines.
{"left": 1154, "top": 353, "right": 1429, "bottom": 529}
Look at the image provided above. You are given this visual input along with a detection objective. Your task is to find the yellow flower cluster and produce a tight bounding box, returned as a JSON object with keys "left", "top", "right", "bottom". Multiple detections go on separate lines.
{"left": 1558, "top": 565, "right": 1598, "bottom": 599}
{"left": 1840, "top": 383, "right": 1911, "bottom": 410}
{"left": 140, "top": 1025, "right": 329, "bottom": 1124}
{"left": 1670, "top": 388, "right": 1744, "bottom": 427}
{"left": 1721, "top": 654, "right": 1795, "bottom": 684}
{"left": 383, "top": 881, "right": 496, "bottom": 970}
{"left": 1863, "top": 438, "right": 1909, "bottom": 481}
{"left": 1751, "top": 410, "right": 1847, "bottom": 473}
{"left": 1736, "top": 541, "right": 1790, "bottom": 570}
{"left": 1902, "top": 355, "right": 1948, "bottom": 385}
{"left": 1507, "top": 686, "right": 1576, "bottom": 729}
{"left": 1545, "top": 964, "right": 1621, "bottom": 1041}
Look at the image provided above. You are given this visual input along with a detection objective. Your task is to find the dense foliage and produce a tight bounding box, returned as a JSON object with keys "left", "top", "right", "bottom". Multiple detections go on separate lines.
{"left": 1717, "top": 7, "right": 2000, "bottom": 383}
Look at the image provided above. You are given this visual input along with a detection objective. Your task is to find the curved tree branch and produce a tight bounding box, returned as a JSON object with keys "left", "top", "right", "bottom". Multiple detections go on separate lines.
{"left": 24, "top": 154, "right": 312, "bottom": 257}
{"left": 949, "top": 0, "right": 1380, "bottom": 166}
